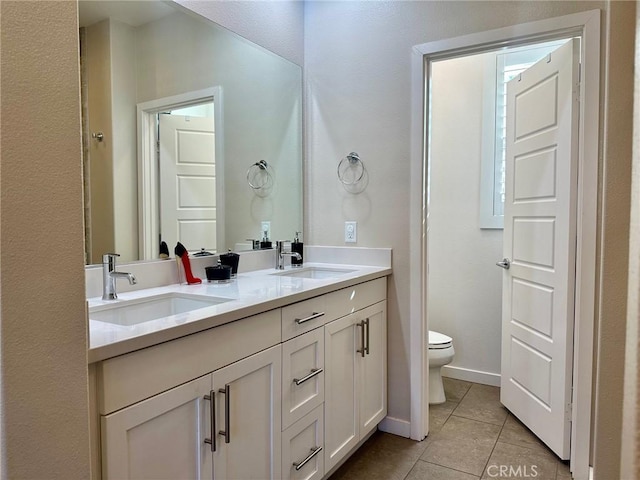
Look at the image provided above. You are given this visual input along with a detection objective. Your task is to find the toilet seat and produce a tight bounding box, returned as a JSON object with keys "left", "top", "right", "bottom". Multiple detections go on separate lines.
{"left": 428, "top": 330, "right": 452, "bottom": 350}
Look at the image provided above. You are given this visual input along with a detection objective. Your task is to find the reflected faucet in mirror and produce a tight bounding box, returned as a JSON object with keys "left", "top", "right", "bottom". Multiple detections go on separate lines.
{"left": 79, "top": 0, "right": 303, "bottom": 265}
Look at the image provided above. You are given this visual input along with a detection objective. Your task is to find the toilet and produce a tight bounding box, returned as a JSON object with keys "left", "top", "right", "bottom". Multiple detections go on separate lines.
{"left": 428, "top": 330, "right": 455, "bottom": 404}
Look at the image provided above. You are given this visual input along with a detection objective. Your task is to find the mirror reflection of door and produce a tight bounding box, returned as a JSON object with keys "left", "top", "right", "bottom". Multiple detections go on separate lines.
{"left": 158, "top": 102, "right": 217, "bottom": 255}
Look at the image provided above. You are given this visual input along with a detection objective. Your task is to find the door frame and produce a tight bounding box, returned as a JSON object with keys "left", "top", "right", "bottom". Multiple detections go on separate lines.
{"left": 137, "top": 87, "right": 224, "bottom": 259}
{"left": 409, "top": 10, "right": 600, "bottom": 479}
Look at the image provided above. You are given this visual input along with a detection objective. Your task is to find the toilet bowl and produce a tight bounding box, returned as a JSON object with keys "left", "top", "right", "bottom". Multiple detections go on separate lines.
{"left": 428, "top": 331, "right": 455, "bottom": 404}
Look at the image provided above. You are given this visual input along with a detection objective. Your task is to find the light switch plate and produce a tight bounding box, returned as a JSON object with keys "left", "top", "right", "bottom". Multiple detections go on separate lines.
{"left": 345, "top": 221, "right": 357, "bottom": 243}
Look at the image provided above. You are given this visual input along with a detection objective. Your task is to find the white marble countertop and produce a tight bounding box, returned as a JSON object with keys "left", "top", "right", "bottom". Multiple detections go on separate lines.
{"left": 88, "top": 262, "right": 391, "bottom": 363}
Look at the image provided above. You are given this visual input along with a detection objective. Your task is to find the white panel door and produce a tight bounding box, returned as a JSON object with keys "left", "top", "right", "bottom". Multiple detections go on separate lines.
{"left": 101, "top": 374, "right": 213, "bottom": 480}
{"left": 159, "top": 113, "right": 217, "bottom": 253}
{"left": 500, "top": 39, "right": 580, "bottom": 460}
{"left": 212, "top": 345, "right": 282, "bottom": 480}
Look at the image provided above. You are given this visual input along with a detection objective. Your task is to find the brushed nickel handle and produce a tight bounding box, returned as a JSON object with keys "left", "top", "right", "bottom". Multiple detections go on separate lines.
{"left": 295, "top": 312, "right": 325, "bottom": 325}
{"left": 293, "top": 446, "right": 323, "bottom": 471}
{"left": 203, "top": 390, "right": 216, "bottom": 452}
{"left": 293, "top": 368, "right": 323, "bottom": 386}
{"left": 357, "top": 320, "right": 366, "bottom": 357}
{"left": 496, "top": 258, "right": 511, "bottom": 269}
{"left": 365, "top": 318, "right": 370, "bottom": 355}
{"left": 218, "top": 384, "right": 230, "bottom": 444}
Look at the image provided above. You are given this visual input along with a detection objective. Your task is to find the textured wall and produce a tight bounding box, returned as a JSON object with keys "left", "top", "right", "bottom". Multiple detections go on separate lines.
{"left": 429, "top": 54, "right": 503, "bottom": 379}
{"left": 592, "top": 2, "right": 636, "bottom": 479}
{"left": 176, "top": 0, "right": 304, "bottom": 67}
{"left": 0, "top": 1, "right": 91, "bottom": 478}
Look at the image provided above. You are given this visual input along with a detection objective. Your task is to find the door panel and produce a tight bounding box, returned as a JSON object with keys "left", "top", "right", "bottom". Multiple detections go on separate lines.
{"left": 159, "top": 113, "right": 217, "bottom": 253}
{"left": 501, "top": 38, "right": 579, "bottom": 460}
{"left": 101, "top": 374, "right": 213, "bottom": 480}
{"left": 212, "top": 345, "right": 282, "bottom": 480}
{"left": 359, "top": 302, "right": 387, "bottom": 435}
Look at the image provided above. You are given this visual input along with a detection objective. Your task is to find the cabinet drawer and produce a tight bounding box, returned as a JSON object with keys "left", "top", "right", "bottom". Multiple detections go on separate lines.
{"left": 98, "top": 309, "right": 281, "bottom": 414}
{"left": 324, "top": 277, "right": 387, "bottom": 321}
{"left": 282, "top": 405, "right": 324, "bottom": 480}
{"left": 282, "top": 295, "right": 327, "bottom": 341}
{"left": 282, "top": 328, "right": 324, "bottom": 429}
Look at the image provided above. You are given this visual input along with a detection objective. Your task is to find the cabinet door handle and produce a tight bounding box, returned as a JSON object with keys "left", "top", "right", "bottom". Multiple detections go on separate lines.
{"left": 357, "top": 320, "right": 366, "bottom": 357}
{"left": 365, "top": 318, "right": 370, "bottom": 355}
{"left": 203, "top": 390, "right": 216, "bottom": 452}
{"left": 218, "top": 384, "right": 231, "bottom": 444}
{"left": 293, "top": 368, "right": 323, "bottom": 386}
{"left": 295, "top": 311, "right": 325, "bottom": 325}
{"left": 293, "top": 446, "right": 323, "bottom": 471}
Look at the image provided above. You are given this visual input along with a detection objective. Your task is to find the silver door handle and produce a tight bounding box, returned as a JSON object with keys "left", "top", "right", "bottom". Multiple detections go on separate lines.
{"left": 295, "top": 312, "right": 325, "bottom": 325}
{"left": 357, "top": 320, "right": 366, "bottom": 357}
{"left": 496, "top": 258, "right": 511, "bottom": 269}
{"left": 364, "top": 318, "right": 370, "bottom": 355}
{"left": 203, "top": 390, "right": 215, "bottom": 452}
{"left": 293, "top": 446, "right": 323, "bottom": 471}
{"left": 294, "top": 368, "right": 323, "bottom": 386}
{"left": 218, "top": 384, "right": 230, "bottom": 444}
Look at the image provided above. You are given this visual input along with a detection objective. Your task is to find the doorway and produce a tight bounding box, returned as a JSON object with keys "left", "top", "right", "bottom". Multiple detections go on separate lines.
{"left": 409, "top": 10, "right": 600, "bottom": 480}
{"left": 137, "top": 87, "right": 224, "bottom": 259}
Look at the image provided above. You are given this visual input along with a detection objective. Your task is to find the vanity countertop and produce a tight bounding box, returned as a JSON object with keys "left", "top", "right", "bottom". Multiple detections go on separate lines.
{"left": 88, "top": 262, "right": 391, "bottom": 363}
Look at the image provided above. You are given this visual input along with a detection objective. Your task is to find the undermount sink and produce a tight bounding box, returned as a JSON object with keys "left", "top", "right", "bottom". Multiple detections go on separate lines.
{"left": 89, "top": 292, "right": 230, "bottom": 327}
{"left": 272, "top": 267, "right": 356, "bottom": 280}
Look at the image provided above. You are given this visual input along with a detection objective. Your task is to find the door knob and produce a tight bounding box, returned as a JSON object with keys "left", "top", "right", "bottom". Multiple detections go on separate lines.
{"left": 496, "top": 258, "right": 511, "bottom": 269}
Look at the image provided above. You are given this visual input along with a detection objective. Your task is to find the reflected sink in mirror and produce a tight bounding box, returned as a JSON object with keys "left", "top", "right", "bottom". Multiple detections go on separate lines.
{"left": 272, "top": 267, "right": 356, "bottom": 280}
{"left": 89, "top": 293, "right": 230, "bottom": 326}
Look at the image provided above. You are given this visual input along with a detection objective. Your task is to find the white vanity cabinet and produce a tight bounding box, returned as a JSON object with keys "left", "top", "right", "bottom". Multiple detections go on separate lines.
{"left": 91, "top": 275, "right": 388, "bottom": 480}
{"left": 101, "top": 345, "right": 281, "bottom": 480}
{"left": 324, "top": 300, "right": 387, "bottom": 472}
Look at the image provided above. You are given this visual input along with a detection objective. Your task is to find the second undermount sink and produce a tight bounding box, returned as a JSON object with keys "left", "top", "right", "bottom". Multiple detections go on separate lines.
{"left": 272, "top": 267, "right": 356, "bottom": 280}
{"left": 89, "top": 292, "right": 230, "bottom": 327}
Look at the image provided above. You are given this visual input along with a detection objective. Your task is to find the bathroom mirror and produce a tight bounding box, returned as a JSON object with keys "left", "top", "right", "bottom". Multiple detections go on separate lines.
{"left": 79, "top": 1, "right": 303, "bottom": 264}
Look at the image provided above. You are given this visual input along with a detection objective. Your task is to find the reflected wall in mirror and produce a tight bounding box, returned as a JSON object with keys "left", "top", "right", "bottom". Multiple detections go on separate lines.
{"left": 79, "top": 1, "right": 303, "bottom": 264}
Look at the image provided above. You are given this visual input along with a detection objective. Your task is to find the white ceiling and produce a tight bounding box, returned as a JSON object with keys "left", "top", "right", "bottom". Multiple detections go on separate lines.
{"left": 78, "top": 1, "right": 176, "bottom": 28}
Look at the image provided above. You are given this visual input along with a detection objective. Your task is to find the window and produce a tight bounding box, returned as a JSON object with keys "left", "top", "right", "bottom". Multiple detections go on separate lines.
{"left": 479, "top": 40, "right": 571, "bottom": 229}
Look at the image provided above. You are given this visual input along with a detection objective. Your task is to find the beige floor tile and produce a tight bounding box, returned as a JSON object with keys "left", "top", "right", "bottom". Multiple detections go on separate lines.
{"left": 340, "top": 447, "right": 420, "bottom": 480}
{"left": 443, "top": 377, "right": 473, "bottom": 403}
{"left": 452, "top": 383, "right": 508, "bottom": 426}
{"left": 430, "top": 400, "right": 458, "bottom": 433}
{"left": 499, "top": 415, "right": 559, "bottom": 460}
{"left": 366, "top": 430, "right": 430, "bottom": 462}
{"left": 421, "top": 415, "right": 501, "bottom": 476}
{"left": 556, "top": 461, "right": 571, "bottom": 479}
{"left": 481, "top": 442, "right": 558, "bottom": 480}
{"left": 406, "top": 460, "right": 480, "bottom": 480}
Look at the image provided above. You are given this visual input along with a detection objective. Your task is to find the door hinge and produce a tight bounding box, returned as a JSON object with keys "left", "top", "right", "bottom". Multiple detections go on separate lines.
{"left": 565, "top": 402, "right": 573, "bottom": 422}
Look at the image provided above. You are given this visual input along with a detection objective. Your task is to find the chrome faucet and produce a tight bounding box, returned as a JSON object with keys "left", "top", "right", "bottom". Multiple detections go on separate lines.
{"left": 102, "top": 253, "right": 137, "bottom": 300}
{"left": 275, "top": 241, "right": 302, "bottom": 270}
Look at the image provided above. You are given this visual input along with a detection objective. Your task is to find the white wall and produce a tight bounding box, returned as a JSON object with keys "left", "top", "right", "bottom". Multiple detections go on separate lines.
{"left": 429, "top": 54, "right": 503, "bottom": 381}
{"left": 176, "top": 0, "right": 304, "bottom": 67}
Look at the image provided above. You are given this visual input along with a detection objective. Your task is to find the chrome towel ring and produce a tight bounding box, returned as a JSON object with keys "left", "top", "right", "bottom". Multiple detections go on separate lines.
{"left": 246, "top": 160, "right": 273, "bottom": 190}
{"left": 337, "top": 152, "right": 365, "bottom": 186}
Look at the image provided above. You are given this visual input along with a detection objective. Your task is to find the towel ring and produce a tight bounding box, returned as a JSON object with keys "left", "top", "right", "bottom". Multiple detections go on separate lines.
{"left": 337, "top": 152, "right": 365, "bottom": 186}
{"left": 246, "top": 160, "right": 273, "bottom": 190}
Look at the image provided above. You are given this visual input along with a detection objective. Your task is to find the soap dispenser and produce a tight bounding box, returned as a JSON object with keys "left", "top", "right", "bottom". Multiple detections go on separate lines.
{"left": 291, "top": 231, "right": 303, "bottom": 267}
{"left": 260, "top": 230, "right": 272, "bottom": 249}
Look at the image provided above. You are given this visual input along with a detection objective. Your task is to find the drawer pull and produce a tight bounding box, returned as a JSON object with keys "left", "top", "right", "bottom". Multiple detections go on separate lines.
{"left": 293, "top": 446, "right": 323, "bottom": 471}
{"left": 365, "top": 318, "right": 370, "bottom": 355}
{"left": 295, "top": 311, "right": 325, "bottom": 325}
{"left": 203, "top": 390, "right": 216, "bottom": 452}
{"left": 218, "top": 384, "right": 231, "bottom": 444}
{"left": 293, "top": 368, "right": 323, "bottom": 386}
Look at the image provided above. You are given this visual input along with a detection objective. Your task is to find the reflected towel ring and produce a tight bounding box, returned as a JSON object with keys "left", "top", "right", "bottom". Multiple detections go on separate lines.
{"left": 247, "top": 160, "right": 273, "bottom": 190}
{"left": 337, "top": 152, "right": 365, "bottom": 186}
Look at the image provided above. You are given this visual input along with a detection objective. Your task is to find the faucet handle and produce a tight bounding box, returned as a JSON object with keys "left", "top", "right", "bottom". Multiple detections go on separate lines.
{"left": 102, "top": 253, "right": 120, "bottom": 264}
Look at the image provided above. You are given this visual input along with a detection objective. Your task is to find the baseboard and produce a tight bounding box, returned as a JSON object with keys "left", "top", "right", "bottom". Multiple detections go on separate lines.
{"left": 442, "top": 365, "right": 501, "bottom": 387}
{"left": 378, "top": 416, "right": 411, "bottom": 438}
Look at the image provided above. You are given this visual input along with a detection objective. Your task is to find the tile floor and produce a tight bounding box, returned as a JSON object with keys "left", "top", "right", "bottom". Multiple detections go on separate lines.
{"left": 329, "top": 379, "right": 571, "bottom": 480}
